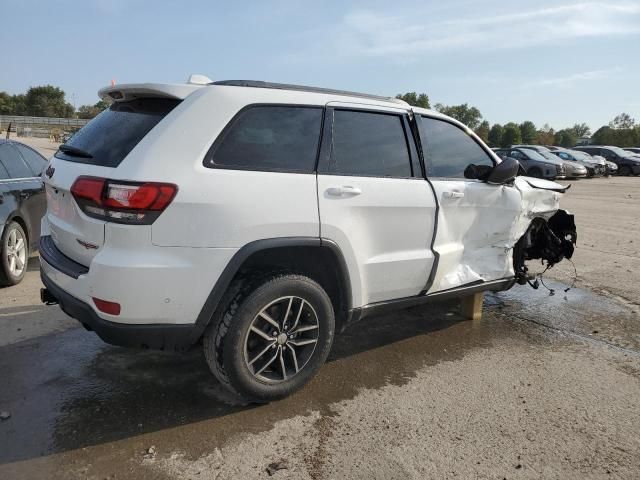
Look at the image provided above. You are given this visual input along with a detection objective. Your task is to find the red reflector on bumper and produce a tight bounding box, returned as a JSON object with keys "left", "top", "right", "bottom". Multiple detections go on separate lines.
{"left": 92, "top": 297, "right": 121, "bottom": 315}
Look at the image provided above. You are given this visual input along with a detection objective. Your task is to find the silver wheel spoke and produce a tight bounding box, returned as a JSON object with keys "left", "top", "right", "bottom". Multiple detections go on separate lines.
{"left": 279, "top": 347, "right": 287, "bottom": 380}
{"left": 287, "top": 344, "right": 299, "bottom": 373}
{"left": 258, "top": 311, "right": 280, "bottom": 330}
{"left": 290, "top": 338, "right": 317, "bottom": 347}
{"left": 282, "top": 297, "right": 293, "bottom": 329}
{"left": 250, "top": 325, "right": 273, "bottom": 342}
{"left": 15, "top": 238, "right": 24, "bottom": 253}
{"left": 8, "top": 230, "right": 16, "bottom": 246}
{"left": 291, "top": 299, "right": 305, "bottom": 331}
{"left": 15, "top": 255, "right": 24, "bottom": 270}
{"left": 248, "top": 341, "right": 276, "bottom": 366}
{"left": 9, "top": 256, "right": 16, "bottom": 273}
{"left": 255, "top": 351, "right": 279, "bottom": 376}
{"left": 292, "top": 324, "right": 318, "bottom": 334}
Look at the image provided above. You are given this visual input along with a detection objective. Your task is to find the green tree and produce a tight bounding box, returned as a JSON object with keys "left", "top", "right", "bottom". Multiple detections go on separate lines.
{"left": 591, "top": 126, "right": 612, "bottom": 145}
{"left": 570, "top": 123, "right": 591, "bottom": 137}
{"left": 536, "top": 124, "right": 555, "bottom": 146}
{"left": 554, "top": 129, "right": 578, "bottom": 147}
{"left": 519, "top": 120, "right": 537, "bottom": 144}
{"left": 434, "top": 103, "right": 483, "bottom": 129}
{"left": 23, "top": 85, "right": 74, "bottom": 117}
{"left": 487, "top": 123, "right": 503, "bottom": 147}
{"left": 77, "top": 100, "right": 110, "bottom": 119}
{"left": 609, "top": 113, "right": 635, "bottom": 129}
{"left": 501, "top": 122, "right": 521, "bottom": 147}
{"left": 474, "top": 120, "right": 490, "bottom": 143}
{"left": 395, "top": 92, "right": 430, "bottom": 109}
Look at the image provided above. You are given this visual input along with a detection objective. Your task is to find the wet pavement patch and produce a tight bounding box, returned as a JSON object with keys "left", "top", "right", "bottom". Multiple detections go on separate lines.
{"left": 0, "top": 281, "right": 636, "bottom": 469}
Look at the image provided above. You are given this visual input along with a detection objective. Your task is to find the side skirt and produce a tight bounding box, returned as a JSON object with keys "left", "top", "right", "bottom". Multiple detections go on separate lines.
{"left": 343, "top": 278, "right": 515, "bottom": 330}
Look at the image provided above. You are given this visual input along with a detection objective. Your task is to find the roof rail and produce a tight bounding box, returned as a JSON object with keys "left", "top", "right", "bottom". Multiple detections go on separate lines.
{"left": 210, "top": 80, "right": 407, "bottom": 105}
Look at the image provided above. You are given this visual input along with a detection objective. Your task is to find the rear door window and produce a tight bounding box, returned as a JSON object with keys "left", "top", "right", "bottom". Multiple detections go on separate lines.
{"left": 419, "top": 117, "right": 494, "bottom": 178}
{"left": 0, "top": 144, "right": 34, "bottom": 179}
{"left": 206, "top": 106, "right": 323, "bottom": 172}
{"left": 323, "top": 109, "right": 412, "bottom": 177}
{"left": 15, "top": 144, "right": 47, "bottom": 176}
{"left": 54, "top": 98, "right": 181, "bottom": 167}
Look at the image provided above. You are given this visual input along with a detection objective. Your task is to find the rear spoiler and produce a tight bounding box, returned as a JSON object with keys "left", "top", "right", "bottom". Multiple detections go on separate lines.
{"left": 98, "top": 82, "right": 204, "bottom": 102}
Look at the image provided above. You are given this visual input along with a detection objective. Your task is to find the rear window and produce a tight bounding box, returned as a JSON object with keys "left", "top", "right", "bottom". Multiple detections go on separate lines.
{"left": 54, "top": 98, "right": 180, "bottom": 167}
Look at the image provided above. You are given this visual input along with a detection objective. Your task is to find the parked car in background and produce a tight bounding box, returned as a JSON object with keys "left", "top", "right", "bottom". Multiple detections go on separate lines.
{"left": 574, "top": 146, "right": 640, "bottom": 176}
{"left": 594, "top": 156, "right": 618, "bottom": 175}
{"left": 551, "top": 148, "right": 606, "bottom": 177}
{"left": 516, "top": 145, "right": 587, "bottom": 179}
{"left": 494, "top": 147, "right": 565, "bottom": 179}
{"left": 624, "top": 147, "right": 640, "bottom": 155}
{"left": 0, "top": 140, "right": 47, "bottom": 285}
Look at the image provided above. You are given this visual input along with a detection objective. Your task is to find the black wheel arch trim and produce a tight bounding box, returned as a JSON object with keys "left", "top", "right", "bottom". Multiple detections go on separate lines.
{"left": 190, "top": 236, "right": 352, "bottom": 345}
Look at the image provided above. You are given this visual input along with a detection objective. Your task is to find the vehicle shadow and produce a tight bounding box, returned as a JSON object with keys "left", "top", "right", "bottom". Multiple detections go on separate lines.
{"left": 0, "top": 299, "right": 494, "bottom": 465}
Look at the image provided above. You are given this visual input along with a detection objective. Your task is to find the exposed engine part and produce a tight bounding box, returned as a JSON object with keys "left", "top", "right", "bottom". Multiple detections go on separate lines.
{"left": 514, "top": 209, "right": 577, "bottom": 289}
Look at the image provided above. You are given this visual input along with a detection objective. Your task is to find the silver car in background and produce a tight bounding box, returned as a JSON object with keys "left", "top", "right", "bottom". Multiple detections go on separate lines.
{"left": 551, "top": 148, "right": 607, "bottom": 177}
{"left": 515, "top": 145, "right": 587, "bottom": 179}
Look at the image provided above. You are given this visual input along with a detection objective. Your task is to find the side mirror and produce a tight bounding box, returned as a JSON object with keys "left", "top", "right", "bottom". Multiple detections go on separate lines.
{"left": 486, "top": 157, "right": 520, "bottom": 185}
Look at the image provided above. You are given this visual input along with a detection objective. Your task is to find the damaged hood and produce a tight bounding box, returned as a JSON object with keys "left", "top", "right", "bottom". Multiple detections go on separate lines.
{"left": 519, "top": 176, "right": 570, "bottom": 193}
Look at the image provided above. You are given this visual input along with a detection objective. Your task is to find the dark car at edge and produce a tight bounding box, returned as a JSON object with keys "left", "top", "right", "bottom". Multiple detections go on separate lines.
{"left": 0, "top": 139, "right": 47, "bottom": 285}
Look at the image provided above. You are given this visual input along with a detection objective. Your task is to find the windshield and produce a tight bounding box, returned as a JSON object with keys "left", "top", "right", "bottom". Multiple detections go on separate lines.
{"left": 521, "top": 149, "right": 548, "bottom": 162}
{"left": 535, "top": 149, "right": 561, "bottom": 162}
{"left": 570, "top": 150, "right": 592, "bottom": 161}
{"left": 607, "top": 146, "right": 634, "bottom": 158}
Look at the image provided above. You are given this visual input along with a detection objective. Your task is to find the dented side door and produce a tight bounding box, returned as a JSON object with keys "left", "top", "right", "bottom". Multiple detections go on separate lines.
{"left": 414, "top": 114, "right": 523, "bottom": 293}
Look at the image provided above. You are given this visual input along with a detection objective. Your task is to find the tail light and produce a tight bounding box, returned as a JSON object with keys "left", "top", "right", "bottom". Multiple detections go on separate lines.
{"left": 71, "top": 176, "right": 177, "bottom": 225}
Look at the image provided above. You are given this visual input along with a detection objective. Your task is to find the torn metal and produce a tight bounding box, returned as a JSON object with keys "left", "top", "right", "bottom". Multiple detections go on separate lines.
{"left": 429, "top": 176, "right": 577, "bottom": 292}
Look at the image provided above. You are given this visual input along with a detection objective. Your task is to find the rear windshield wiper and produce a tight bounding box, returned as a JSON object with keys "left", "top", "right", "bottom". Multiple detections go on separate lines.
{"left": 58, "top": 145, "right": 93, "bottom": 158}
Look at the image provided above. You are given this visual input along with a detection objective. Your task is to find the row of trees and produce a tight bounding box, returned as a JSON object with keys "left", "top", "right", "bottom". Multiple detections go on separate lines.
{"left": 396, "top": 92, "right": 639, "bottom": 148}
{"left": 1, "top": 85, "right": 638, "bottom": 146}
{"left": 0, "top": 85, "right": 109, "bottom": 119}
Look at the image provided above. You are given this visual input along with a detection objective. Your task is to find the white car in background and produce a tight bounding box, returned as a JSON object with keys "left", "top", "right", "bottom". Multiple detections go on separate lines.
{"left": 38, "top": 76, "right": 577, "bottom": 402}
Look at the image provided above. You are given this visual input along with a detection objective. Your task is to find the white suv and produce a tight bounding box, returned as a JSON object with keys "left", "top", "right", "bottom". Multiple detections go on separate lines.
{"left": 39, "top": 76, "right": 576, "bottom": 402}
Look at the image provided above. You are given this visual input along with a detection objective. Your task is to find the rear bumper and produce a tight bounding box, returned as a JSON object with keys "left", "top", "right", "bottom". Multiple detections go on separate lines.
{"left": 41, "top": 269, "right": 196, "bottom": 351}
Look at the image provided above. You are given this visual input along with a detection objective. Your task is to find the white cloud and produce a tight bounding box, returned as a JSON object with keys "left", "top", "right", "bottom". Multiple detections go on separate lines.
{"left": 329, "top": 2, "right": 640, "bottom": 58}
{"left": 521, "top": 68, "right": 620, "bottom": 88}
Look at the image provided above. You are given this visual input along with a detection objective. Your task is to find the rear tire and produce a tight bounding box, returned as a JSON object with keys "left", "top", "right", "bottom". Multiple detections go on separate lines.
{"left": 203, "top": 273, "right": 335, "bottom": 403}
{"left": 0, "top": 221, "right": 28, "bottom": 287}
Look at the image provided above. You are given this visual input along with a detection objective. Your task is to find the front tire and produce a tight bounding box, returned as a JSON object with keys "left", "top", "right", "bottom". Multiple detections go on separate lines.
{"left": 204, "top": 274, "right": 335, "bottom": 403}
{"left": 619, "top": 166, "right": 631, "bottom": 176}
{"left": 0, "top": 221, "right": 28, "bottom": 287}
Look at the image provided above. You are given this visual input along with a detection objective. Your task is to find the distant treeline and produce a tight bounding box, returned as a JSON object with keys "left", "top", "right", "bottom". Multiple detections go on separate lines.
{"left": 0, "top": 85, "right": 109, "bottom": 120}
{"left": 396, "top": 92, "right": 639, "bottom": 147}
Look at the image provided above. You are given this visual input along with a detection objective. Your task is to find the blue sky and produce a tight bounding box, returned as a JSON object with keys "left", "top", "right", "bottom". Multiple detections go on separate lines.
{"left": 2, "top": 0, "right": 639, "bottom": 131}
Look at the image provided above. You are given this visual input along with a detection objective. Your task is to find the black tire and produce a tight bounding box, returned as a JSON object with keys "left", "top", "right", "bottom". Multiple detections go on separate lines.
{"left": 586, "top": 168, "right": 594, "bottom": 178}
{"left": 527, "top": 167, "right": 543, "bottom": 178}
{"left": 203, "top": 273, "right": 335, "bottom": 403}
{"left": 619, "top": 166, "right": 631, "bottom": 176}
{"left": 0, "top": 221, "right": 28, "bottom": 287}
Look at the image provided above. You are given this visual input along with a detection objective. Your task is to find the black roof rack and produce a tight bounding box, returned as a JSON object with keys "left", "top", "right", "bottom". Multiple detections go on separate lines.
{"left": 210, "top": 80, "right": 406, "bottom": 105}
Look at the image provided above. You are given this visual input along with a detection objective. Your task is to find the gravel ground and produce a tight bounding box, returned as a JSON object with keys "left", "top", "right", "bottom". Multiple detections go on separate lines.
{"left": 0, "top": 139, "right": 638, "bottom": 480}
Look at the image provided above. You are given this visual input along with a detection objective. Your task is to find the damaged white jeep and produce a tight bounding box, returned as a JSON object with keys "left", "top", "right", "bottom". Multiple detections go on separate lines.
{"left": 39, "top": 78, "right": 576, "bottom": 402}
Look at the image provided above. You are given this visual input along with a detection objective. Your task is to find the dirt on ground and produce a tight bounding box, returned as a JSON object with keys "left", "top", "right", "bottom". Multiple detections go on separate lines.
{"left": 0, "top": 141, "right": 639, "bottom": 480}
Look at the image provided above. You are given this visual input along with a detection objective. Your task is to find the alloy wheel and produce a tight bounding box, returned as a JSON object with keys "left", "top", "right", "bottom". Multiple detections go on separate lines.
{"left": 243, "top": 296, "right": 320, "bottom": 383}
{"left": 5, "top": 227, "right": 26, "bottom": 278}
